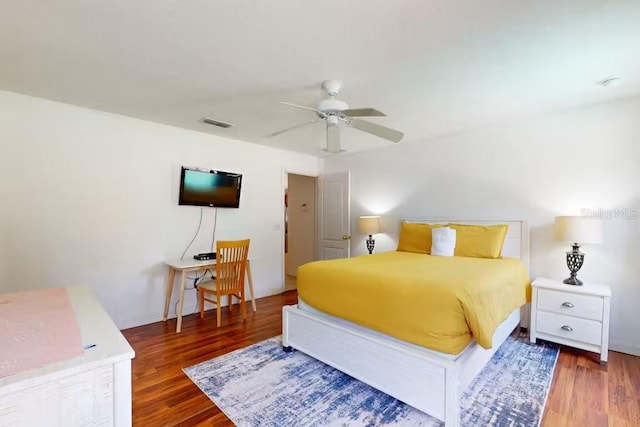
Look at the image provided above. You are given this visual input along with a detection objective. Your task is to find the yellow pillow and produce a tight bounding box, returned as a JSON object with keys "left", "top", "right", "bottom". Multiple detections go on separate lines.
{"left": 397, "top": 222, "right": 445, "bottom": 254}
{"left": 449, "top": 224, "right": 509, "bottom": 259}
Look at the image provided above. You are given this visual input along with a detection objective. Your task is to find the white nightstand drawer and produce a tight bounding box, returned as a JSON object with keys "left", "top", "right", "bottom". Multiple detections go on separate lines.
{"left": 536, "top": 311, "right": 602, "bottom": 346}
{"left": 537, "top": 288, "right": 603, "bottom": 321}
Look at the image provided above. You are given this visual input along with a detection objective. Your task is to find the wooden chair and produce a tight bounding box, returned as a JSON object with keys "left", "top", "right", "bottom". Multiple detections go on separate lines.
{"left": 198, "top": 239, "right": 250, "bottom": 327}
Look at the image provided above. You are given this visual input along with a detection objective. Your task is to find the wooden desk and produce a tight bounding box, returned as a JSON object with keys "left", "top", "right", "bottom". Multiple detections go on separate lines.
{"left": 163, "top": 258, "right": 256, "bottom": 333}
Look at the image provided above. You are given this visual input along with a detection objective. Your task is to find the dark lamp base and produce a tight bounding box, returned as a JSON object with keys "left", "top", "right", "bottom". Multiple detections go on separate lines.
{"left": 365, "top": 235, "right": 375, "bottom": 255}
{"left": 564, "top": 243, "right": 585, "bottom": 286}
{"left": 563, "top": 276, "right": 583, "bottom": 286}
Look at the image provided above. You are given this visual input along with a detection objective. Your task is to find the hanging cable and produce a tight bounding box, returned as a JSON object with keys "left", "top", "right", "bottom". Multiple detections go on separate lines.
{"left": 180, "top": 208, "right": 204, "bottom": 260}
{"left": 210, "top": 207, "right": 218, "bottom": 252}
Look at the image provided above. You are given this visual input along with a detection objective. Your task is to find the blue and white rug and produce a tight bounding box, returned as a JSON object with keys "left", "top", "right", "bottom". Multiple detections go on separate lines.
{"left": 184, "top": 335, "right": 558, "bottom": 426}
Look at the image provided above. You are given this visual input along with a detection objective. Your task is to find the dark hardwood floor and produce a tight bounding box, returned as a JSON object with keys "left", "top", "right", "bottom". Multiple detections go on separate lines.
{"left": 123, "top": 292, "right": 640, "bottom": 426}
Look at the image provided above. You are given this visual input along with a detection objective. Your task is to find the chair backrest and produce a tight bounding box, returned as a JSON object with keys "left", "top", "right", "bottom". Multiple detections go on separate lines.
{"left": 215, "top": 239, "right": 250, "bottom": 294}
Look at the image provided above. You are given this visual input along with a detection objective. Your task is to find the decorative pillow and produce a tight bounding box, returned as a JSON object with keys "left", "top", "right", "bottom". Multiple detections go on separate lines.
{"left": 448, "top": 224, "right": 509, "bottom": 259}
{"left": 396, "top": 222, "right": 445, "bottom": 254}
{"left": 431, "top": 227, "right": 456, "bottom": 257}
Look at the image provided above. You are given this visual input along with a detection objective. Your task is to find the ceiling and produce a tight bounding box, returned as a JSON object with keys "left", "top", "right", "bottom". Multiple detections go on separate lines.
{"left": 1, "top": 1, "right": 639, "bottom": 156}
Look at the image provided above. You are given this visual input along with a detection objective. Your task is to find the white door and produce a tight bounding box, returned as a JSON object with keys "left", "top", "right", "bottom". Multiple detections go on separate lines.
{"left": 318, "top": 171, "right": 350, "bottom": 260}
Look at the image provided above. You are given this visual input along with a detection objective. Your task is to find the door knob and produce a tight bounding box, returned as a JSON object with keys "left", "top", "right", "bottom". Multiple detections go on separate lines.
{"left": 342, "top": 235, "right": 350, "bottom": 240}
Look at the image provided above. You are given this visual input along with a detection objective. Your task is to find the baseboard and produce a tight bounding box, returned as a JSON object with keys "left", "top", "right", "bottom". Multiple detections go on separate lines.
{"left": 262, "top": 287, "right": 286, "bottom": 297}
{"left": 115, "top": 286, "right": 286, "bottom": 330}
{"left": 116, "top": 313, "right": 164, "bottom": 330}
{"left": 116, "top": 308, "right": 206, "bottom": 330}
{"left": 609, "top": 341, "right": 640, "bottom": 357}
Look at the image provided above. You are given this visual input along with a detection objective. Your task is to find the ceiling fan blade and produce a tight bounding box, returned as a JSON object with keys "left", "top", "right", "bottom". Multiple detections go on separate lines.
{"left": 342, "top": 108, "right": 386, "bottom": 117}
{"left": 268, "top": 119, "right": 319, "bottom": 137}
{"left": 349, "top": 118, "right": 404, "bottom": 143}
{"left": 326, "top": 124, "right": 341, "bottom": 153}
{"left": 280, "top": 102, "right": 323, "bottom": 115}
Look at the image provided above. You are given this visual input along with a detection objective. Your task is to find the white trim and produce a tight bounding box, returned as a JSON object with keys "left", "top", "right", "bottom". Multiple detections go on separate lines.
{"left": 115, "top": 313, "right": 162, "bottom": 330}
{"left": 609, "top": 341, "right": 640, "bottom": 357}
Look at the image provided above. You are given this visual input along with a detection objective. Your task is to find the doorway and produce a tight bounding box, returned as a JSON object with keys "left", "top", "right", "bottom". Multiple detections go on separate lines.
{"left": 284, "top": 173, "right": 317, "bottom": 291}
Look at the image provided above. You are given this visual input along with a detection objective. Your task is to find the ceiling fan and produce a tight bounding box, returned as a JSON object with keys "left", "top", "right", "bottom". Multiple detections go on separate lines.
{"left": 270, "top": 80, "right": 404, "bottom": 153}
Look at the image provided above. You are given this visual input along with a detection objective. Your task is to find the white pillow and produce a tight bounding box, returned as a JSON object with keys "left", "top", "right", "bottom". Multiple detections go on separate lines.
{"left": 431, "top": 227, "right": 456, "bottom": 257}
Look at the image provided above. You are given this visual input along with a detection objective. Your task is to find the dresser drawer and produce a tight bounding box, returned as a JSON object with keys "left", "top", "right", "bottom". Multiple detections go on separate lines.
{"left": 536, "top": 311, "right": 602, "bottom": 346}
{"left": 537, "top": 288, "right": 603, "bottom": 321}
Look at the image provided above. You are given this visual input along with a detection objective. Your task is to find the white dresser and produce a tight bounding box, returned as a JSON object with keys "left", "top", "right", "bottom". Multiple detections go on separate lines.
{"left": 0, "top": 286, "right": 135, "bottom": 426}
{"left": 530, "top": 277, "right": 611, "bottom": 363}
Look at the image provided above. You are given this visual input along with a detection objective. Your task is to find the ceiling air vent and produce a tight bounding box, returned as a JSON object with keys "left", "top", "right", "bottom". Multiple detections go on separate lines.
{"left": 201, "top": 117, "right": 234, "bottom": 128}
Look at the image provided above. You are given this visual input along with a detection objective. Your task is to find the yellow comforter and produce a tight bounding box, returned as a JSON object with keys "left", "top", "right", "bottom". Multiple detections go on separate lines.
{"left": 297, "top": 251, "right": 530, "bottom": 354}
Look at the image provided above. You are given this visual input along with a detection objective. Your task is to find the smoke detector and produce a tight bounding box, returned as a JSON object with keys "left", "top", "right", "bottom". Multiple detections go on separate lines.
{"left": 202, "top": 117, "right": 234, "bottom": 128}
{"left": 597, "top": 77, "right": 621, "bottom": 87}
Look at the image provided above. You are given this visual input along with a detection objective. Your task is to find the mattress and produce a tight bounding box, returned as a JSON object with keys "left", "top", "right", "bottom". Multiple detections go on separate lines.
{"left": 297, "top": 251, "right": 530, "bottom": 354}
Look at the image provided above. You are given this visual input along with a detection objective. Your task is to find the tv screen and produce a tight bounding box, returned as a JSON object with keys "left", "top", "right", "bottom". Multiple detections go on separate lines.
{"left": 179, "top": 167, "right": 242, "bottom": 208}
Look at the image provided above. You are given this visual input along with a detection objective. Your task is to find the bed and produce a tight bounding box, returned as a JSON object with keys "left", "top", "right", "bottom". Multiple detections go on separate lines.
{"left": 282, "top": 219, "right": 530, "bottom": 427}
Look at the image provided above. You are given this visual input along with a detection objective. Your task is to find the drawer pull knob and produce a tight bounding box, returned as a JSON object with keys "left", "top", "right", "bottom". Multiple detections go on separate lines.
{"left": 562, "top": 302, "right": 574, "bottom": 308}
{"left": 561, "top": 325, "right": 573, "bottom": 332}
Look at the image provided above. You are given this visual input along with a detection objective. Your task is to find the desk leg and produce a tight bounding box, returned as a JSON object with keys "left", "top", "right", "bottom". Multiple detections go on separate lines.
{"left": 247, "top": 260, "right": 256, "bottom": 312}
{"left": 176, "top": 270, "right": 187, "bottom": 333}
{"left": 163, "top": 267, "right": 176, "bottom": 322}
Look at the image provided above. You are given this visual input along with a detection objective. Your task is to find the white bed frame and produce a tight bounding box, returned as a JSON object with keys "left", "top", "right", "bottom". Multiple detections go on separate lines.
{"left": 282, "top": 219, "right": 529, "bottom": 427}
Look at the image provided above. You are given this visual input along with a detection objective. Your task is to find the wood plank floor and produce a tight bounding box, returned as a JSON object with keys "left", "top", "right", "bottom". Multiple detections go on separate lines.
{"left": 123, "top": 291, "right": 640, "bottom": 426}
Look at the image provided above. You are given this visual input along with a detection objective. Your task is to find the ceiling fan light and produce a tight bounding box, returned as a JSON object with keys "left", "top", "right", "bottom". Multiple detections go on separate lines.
{"left": 322, "top": 80, "right": 343, "bottom": 97}
{"left": 316, "top": 98, "right": 349, "bottom": 113}
{"left": 326, "top": 115, "right": 340, "bottom": 126}
{"left": 277, "top": 80, "right": 404, "bottom": 153}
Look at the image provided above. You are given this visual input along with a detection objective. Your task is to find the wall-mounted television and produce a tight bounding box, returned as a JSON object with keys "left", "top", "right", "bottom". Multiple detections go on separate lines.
{"left": 179, "top": 167, "right": 242, "bottom": 208}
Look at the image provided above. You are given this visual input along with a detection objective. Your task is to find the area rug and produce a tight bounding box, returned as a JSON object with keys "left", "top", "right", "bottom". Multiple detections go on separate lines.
{"left": 184, "top": 335, "right": 558, "bottom": 426}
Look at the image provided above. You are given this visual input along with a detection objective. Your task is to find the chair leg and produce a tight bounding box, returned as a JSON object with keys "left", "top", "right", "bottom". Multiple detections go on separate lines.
{"left": 228, "top": 294, "right": 233, "bottom": 312}
{"left": 199, "top": 289, "right": 204, "bottom": 319}
{"left": 240, "top": 290, "right": 247, "bottom": 320}
{"left": 216, "top": 294, "right": 222, "bottom": 327}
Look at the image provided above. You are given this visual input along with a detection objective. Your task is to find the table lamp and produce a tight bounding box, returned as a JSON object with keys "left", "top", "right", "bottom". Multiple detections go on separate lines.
{"left": 359, "top": 216, "right": 381, "bottom": 254}
{"left": 554, "top": 216, "right": 603, "bottom": 285}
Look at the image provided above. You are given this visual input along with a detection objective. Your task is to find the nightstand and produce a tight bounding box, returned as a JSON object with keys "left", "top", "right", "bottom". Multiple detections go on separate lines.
{"left": 530, "top": 277, "right": 611, "bottom": 364}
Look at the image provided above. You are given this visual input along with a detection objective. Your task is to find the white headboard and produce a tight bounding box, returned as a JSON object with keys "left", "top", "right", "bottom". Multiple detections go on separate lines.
{"left": 403, "top": 219, "right": 530, "bottom": 269}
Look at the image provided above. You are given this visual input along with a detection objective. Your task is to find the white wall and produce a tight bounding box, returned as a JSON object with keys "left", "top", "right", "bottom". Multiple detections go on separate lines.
{"left": 0, "top": 91, "right": 319, "bottom": 328}
{"left": 323, "top": 96, "right": 640, "bottom": 356}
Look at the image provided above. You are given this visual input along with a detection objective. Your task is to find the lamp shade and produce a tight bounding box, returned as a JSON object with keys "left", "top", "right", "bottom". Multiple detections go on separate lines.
{"left": 554, "top": 216, "right": 603, "bottom": 244}
{"left": 358, "top": 216, "right": 381, "bottom": 235}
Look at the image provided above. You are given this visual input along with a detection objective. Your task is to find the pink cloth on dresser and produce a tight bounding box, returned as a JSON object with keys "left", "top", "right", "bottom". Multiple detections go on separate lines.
{"left": 0, "top": 287, "right": 83, "bottom": 378}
